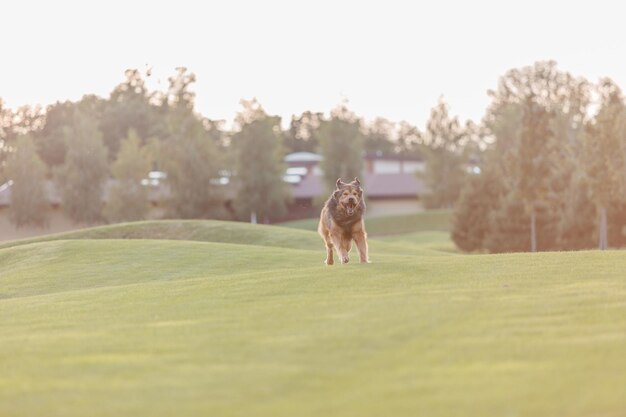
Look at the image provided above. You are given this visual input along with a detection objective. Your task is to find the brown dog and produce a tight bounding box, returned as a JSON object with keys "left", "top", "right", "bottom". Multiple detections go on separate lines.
{"left": 318, "top": 177, "right": 369, "bottom": 265}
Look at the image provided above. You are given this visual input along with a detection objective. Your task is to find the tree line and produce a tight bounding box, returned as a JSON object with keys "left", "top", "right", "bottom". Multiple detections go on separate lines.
{"left": 1, "top": 67, "right": 424, "bottom": 226}
{"left": 453, "top": 61, "right": 626, "bottom": 253}
{"left": 3, "top": 61, "right": 626, "bottom": 253}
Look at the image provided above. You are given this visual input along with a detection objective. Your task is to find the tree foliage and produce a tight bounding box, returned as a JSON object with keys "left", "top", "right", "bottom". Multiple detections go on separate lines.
{"left": 55, "top": 109, "right": 109, "bottom": 224}
{"left": 318, "top": 104, "right": 364, "bottom": 192}
{"left": 0, "top": 101, "right": 45, "bottom": 181}
{"left": 581, "top": 79, "right": 626, "bottom": 249}
{"left": 5, "top": 135, "right": 49, "bottom": 227}
{"left": 158, "top": 69, "right": 224, "bottom": 219}
{"left": 452, "top": 165, "right": 502, "bottom": 252}
{"left": 284, "top": 111, "right": 322, "bottom": 153}
{"left": 232, "top": 99, "right": 291, "bottom": 222}
{"left": 100, "top": 69, "right": 165, "bottom": 160}
{"left": 104, "top": 129, "right": 152, "bottom": 223}
{"left": 420, "top": 98, "right": 468, "bottom": 209}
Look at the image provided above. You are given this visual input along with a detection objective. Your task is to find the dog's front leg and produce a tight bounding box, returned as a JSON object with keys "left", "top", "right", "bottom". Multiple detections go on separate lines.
{"left": 325, "top": 240, "right": 335, "bottom": 265}
{"left": 353, "top": 231, "right": 370, "bottom": 263}
{"left": 331, "top": 234, "right": 349, "bottom": 264}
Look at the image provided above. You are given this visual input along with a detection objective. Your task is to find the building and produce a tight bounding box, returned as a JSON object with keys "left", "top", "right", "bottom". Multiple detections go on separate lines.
{"left": 284, "top": 151, "right": 427, "bottom": 219}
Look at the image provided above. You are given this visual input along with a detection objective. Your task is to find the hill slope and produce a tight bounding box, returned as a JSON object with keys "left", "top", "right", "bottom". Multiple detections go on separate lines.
{"left": 1, "top": 220, "right": 626, "bottom": 417}
{"left": 0, "top": 219, "right": 322, "bottom": 251}
{"left": 280, "top": 209, "right": 453, "bottom": 236}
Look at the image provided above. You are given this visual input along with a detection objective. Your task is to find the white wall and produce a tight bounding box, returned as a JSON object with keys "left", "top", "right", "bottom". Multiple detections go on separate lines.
{"left": 366, "top": 198, "right": 423, "bottom": 218}
{"left": 403, "top": 161, "right": 425, "bottom": 173}
{"left": 373, "top": 160, "right": 401, "bottom": 174}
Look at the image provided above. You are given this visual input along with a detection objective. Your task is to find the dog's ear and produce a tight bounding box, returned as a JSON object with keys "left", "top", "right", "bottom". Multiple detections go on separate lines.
{"left": 336, "top": 178, "right": 345, "bottom": 189}
{"left": 353, "top": 177, "right": 361, "bottom": 186}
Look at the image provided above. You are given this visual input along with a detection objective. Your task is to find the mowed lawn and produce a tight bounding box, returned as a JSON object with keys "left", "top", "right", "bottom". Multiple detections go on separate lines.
{"left": 1, "top": 219, "right": 626, "bottom": 416}
{"left": 279, "top": 209, "right": 453, "bottom": 236}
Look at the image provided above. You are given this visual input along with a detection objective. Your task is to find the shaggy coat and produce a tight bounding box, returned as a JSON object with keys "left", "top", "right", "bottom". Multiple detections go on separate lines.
{"left": 318, "top": 178, "right": 369, "bottom": 265}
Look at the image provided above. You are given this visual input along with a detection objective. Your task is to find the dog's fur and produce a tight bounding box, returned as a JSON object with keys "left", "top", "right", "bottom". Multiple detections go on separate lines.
{"left": 318, "top": 177, "right": 369, "bottom": 265}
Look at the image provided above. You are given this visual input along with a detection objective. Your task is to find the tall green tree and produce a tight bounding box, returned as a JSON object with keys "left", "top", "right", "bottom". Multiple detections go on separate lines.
{"left": 581, "top": 79, "right": 626, "bottom": 250}
{"left": 100, "top": 69, "right": 166, "bottom": 159}
{"left": 284, "top": 111, "right": 322, "bottom": 153}
{"left": 396, "top": 121, "right": 423, "bottom": 156}
{"left": 363, "top": 117, "right": 395, "bottom": 154}
{"left": 420, "top": 98, "right": 468, "bottom": 209}
{"left": 5, "top": 134, "right": 49, "bottom": 227}
{"left": 34, "top": 96, "right": 106, "bottom": 170}
{"left": 452, "top": 164, "right": 503, "bottom": 252}
{"left": 484, "top": 61, "right": 590, "bottom": 252}
{"left": 55, "top": 110, "right": 109, "bottom": 224}
{"left": 232, "top": 99, "right": 291, "bottom": 223}
{"left": 318, "top": 104, "right": 364, "bottom": 192}
{"left": 104, "top": 129, "right": 152, "bottom": 223}
{"left": 515, "top": 97, "right": 556, "bottom": 252}
{"left": 34, "top": 101, "right": 74, "bottom": 168}
{"left": 557, "top": 175, "right": 596, "bottom": 250}
{"left": 159, "top": 68, "right": 224, "bottom": 219}
{"left": 0, "top": 101, "right": 44, "bottom": 181}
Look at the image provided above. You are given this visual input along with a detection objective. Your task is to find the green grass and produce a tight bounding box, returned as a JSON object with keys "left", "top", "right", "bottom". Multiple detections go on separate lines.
{"left": 2, "top": 218, "right": 626, "bottom": 417}
{"left": 280, "top": 209, "right": 453, "bottom": 236}
{"left": 0, "top": 219, "right": 323, "bottom": 251}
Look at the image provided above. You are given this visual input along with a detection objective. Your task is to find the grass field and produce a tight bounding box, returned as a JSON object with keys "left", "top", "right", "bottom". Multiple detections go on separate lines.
{"left": 2, "top": 216, "right": 626, "bottom": 416}
{"left": 279, "top": 209, "right": 453, "bottom": 236}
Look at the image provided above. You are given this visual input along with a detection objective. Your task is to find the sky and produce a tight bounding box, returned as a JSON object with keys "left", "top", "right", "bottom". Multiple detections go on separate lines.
{"left": 2, "top": 0, "right": 626, "bottom": 128}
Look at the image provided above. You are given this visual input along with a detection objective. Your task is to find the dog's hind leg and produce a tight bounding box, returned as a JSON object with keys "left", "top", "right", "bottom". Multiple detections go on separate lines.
{"left": 353, "top": 231, "right": 370, "bottom": 263}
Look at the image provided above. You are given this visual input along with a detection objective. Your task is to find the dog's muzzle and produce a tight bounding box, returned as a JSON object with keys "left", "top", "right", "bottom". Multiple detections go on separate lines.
{"left": 346, "top": 200, "right": 357, "bottom": 216}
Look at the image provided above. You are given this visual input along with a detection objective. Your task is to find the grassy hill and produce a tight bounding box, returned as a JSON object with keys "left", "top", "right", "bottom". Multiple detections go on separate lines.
{"left": 280, "top": 209, "right": 453, "bottom": 236}
{"left": 2, "top": 218, "right": 626, "bottom": 416}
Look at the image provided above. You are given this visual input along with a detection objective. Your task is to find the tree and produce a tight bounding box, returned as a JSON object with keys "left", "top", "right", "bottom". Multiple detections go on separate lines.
{"left": 232, "top": 99, "right": 291, "bottom": 223}
{"left": 34, "top": 96, "right": 106, "bottom": 170}
{"left": 104, "top": 129, "right": 152, "bottom": 223}
{"left": 515, "top": 97, "right": 556, "bottom": 252}
{"left": 318, "top": 104, "right": 364, "bottom": 193}
{"left": 5, "top": 135, "right": 48, "bottom": 227}
{"left": 452, "top": 165, "right": 503, "bottom": 252}
{"left": 284, "top": 111, "right": 322, "bottom": 153}
{"left": 363, "top": 117, "right": 395, "bottom": 154}
{"left": 581, "top": 79, "right": 626, "bottom": 249}
{"left": 485, "top": 188, "right": 558, "bottom": 253}
{"left": 420, "top": 98, "right": 468, "bottom": 209}
{"left": 485, "top": 61, "right": 590, "bottom": 252}
{"left": 55, "top": 110, "right": 109, "bottom": 224}
{"left": 396, "top": 121, "right": 423, "bottom": 156}
{"left": 484, "top": 190, "right": 530, "bottom": 253}
{"left": 0, "top": 101, "right": 44, "bottom": 181}
{"left": 34, "top": 101, "right": 74, "bottom": 168}
{"left": 159, "top": 68, "right": 224, "bottom": 219}
{"left": 557, "top": 175, "right": 596, "bottom": 250}
{"left": 100, "top": 69, "right": 166, "bottom": 159}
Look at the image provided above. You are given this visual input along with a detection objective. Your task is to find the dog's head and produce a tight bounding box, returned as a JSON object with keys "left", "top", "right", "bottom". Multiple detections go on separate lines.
{"left": 333, "top": 177, "right": 363, "bottom": 216}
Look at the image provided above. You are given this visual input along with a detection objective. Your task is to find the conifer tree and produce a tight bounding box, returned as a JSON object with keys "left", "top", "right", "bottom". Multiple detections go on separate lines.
{"left": 452, "top": 165, "right": 502, "bottom": 252}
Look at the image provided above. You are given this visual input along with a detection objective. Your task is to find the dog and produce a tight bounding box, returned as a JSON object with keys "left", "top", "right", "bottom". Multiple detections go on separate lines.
{"left": 318, "top": 177, "right": 369, "bottom": 265}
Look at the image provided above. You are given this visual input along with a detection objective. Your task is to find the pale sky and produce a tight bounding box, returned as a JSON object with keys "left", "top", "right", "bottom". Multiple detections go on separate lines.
{"left": 2, "top": 0, "right": 626, "bottom": 128}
